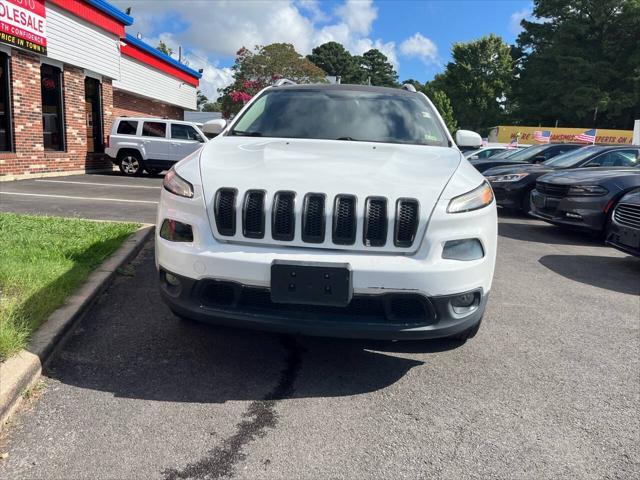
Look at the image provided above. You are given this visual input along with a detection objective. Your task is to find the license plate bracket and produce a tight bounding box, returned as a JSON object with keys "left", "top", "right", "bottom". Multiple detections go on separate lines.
{"left": 271, "top": 261, "right": 352, "bottom": 307}
{"left": 619, "top": 227, "right": 640, "bottom": 248}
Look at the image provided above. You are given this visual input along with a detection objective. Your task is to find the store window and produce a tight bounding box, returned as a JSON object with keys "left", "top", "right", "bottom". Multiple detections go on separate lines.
{"left": 41, "top": 64, "right": 65, "bottom": 151}
{"left": 0, "top": 52, "right": 11, "bottom": 152}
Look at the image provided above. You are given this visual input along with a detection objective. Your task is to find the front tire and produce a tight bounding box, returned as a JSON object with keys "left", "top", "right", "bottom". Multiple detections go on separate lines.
{"left": 118, "top": 152, "right": 143, "bottom": 176}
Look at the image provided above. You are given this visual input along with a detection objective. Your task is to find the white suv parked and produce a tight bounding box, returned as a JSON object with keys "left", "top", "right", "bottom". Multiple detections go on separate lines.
{"left": 156, "top": 83, "right": 497, "bottom": 341}
{"left": 105, "top": 117, "right": 207, "bottom": 176}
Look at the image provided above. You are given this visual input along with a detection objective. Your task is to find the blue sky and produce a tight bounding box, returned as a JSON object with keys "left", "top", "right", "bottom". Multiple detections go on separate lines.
{"left": 114, "top": 0, "right": 533, "bottom": 99}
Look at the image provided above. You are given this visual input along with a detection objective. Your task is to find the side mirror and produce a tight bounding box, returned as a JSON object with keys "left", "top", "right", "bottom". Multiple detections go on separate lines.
{"left": 202, "top": 119, "right": 227, "bottom": 136}
{"left": 455, "top": 130, "right": 482, "bottom": 149}
{"left": 470, "top": 155, "right": 479, "bottom": 160}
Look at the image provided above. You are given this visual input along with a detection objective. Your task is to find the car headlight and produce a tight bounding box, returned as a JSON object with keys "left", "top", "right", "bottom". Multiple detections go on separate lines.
{"left": 163, "top": 168, "right": 194, "bottom": 198}
{"left": 447, "top": 181, "right": 494, "bottom": 213}
{"left": 486, "top": 173, "right": 529, "bottom": 183}
{"left": 567, "top": 185, "right": 608, "bottom": 196}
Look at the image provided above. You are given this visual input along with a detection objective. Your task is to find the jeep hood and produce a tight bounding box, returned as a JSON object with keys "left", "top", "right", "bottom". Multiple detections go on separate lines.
{"left": 199, "top": 137, "right": 462, "bottom": 201}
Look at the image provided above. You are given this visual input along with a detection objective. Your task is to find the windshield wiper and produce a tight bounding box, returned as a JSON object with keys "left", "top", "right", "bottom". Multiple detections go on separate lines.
{"left": 336, "top": 136, "right": 358, "bottom": 141}
{"left": 231, "top": 130, "right": 262, "bottom": 137}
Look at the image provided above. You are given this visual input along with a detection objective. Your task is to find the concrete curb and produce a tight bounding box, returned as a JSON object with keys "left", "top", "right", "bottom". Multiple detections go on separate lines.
{"left": 0, "top": 225, "right": 155, "bottom": 431}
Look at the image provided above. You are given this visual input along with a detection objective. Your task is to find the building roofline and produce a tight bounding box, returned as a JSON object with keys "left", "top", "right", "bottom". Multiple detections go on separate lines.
{"left": 123, "top": 34, "right": 202, "bottom": 80}
{"left": 85, "top": 0, "right": 134, "bottom": 26}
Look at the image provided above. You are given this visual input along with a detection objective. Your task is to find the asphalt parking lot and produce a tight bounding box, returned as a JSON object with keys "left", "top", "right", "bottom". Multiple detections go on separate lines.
{"left": 0, "top": 175, "right": 639, "bottom": 479}
{"left": 0, "top": 173, "right": 162, "bottom": 224}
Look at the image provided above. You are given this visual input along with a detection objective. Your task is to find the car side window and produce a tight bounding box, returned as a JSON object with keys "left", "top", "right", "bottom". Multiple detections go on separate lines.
{"left": 585, "top": 150, "right": 638, "bottom": 167}
{"left": 117, "top": 120, "right": 138, "bottom": 135}
{"left": 171, "top": 124, "right": 203, "bottom": 142}
{"left": 142, "top": 122, "right": 167, "bottom": 138}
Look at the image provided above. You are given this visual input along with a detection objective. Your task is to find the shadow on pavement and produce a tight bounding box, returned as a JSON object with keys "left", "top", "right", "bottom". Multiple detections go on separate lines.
{"left": 498, "top": 220, "right": 604, "bottom": 247}
{"left": 539, "top": 254, "right": 640, "bottom": 295}
{"left": 45, "top": 245, "right": 459, "bottom": 404}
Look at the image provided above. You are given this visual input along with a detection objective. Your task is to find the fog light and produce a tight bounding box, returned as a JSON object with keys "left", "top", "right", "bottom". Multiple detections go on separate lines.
{"left": 160, "top": 219, "right": 194, "bottom": 242}
{"left": 165, "top": 272, "right": 181, "bottom": 287}
{"left": 450, "top": 291, "right": 480, "bottom": 315}
{"left": 442, "top": 239, "right": 484, "bottom": 261}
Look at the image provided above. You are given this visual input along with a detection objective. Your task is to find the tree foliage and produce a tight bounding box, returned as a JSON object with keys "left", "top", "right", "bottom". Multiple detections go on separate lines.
{"left": 218, "top": 44, "right": 327, "bottom": 118}
{"left": 156, "top": 40, "right": 173, "bottom": 57}
{"left": 307, "top": 42, "right": 357, "bottom": 80}
{"left": 428, "top": 34, "right": 514, "bottom": 131}
{"left": 513, "top": 0, "right": 640, "bottom": 129}
{"left": 357, "top": 49, "right": 398, "bottom": 87}
{"left": 196, "top": 90, "right": 208, "bottom": 111}
{"left": 202, "top": 101, "right": 221, "bottom": 112}
{"left": 423, "top": 86, "right": 458, "bottom": 134}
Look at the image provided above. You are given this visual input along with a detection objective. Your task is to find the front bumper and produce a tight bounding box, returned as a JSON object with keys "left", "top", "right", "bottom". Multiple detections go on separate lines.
{"left": 529, "top": 190, "right": 609, "bottom": 231}
{"left": 491, "top": 182, "right": 528, "bottom": 209}
{"left": 606, "top": 222, "right": 640, "bottom": 257}
{"left": 159, "top": 269, "right": 488, "bottom": 340}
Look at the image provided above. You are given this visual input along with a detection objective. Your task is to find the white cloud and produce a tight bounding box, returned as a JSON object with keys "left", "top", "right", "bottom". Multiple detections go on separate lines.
{"left": 399, "top": 33, "right": 438, "bottom": 64}
{"left": 112, "top": 0, "right": 396, "bottom": 98}
{"left": 509, "top": 8, "right": 532, "bottom": 34}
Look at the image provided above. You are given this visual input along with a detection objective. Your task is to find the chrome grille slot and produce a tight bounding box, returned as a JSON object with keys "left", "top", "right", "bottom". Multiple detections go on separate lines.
{"left": 394, "top": 199, "right": 419, "bottom": 247}
{"left": 302, "top": 193, "right": 326, "bottom": 243}
{"left": 332, "top": 194, "right": 357, "bottom": 245}
{"left": 272, "top": 191, "right": 296, "bottom": 241}
{"left": 214, "top": 188, "right": 237, "bottom": 236}
{"left": 614, "top": 203, "right": 640, "bottom": 229}
{"left": 364, "top": 197, "right": 387, "bottom": 247}
{"left": 243, "top": 190, "right": 266, "bottom": 238}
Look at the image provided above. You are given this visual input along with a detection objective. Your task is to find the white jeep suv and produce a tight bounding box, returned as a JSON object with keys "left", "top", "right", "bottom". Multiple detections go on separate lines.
{"left": 105, "top": 117, "right": 207, "bottom": 176}
{"left": 156, "top": 84, "right": 497, "bottom": 341}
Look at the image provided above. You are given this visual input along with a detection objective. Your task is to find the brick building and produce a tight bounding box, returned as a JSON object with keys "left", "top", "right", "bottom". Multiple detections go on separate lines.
{"left": 0, "top": 0, "right": 201, "bottom": 180}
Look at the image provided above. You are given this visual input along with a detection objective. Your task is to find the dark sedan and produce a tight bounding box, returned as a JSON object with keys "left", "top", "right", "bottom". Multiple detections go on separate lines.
{"left": 470, "top": 143, "right": 583, "bottom": 173}
{"left": 530, "top": 167, "right": 640, "bottom": 233}
{"left": 485, "top": 146, "right": 640, "bottom": 212}
{"left": 606, "top": 188, "right": 640, "bottom": 257}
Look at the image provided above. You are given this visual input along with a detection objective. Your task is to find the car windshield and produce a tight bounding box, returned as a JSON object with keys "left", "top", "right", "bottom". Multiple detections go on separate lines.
{"left": 229, "top": 87, "right": 449, "bottom": 147}
{"left": 543, "top": 146, "right": 600, "bottom": 168}
{"left": 500, "top": 144, "right": 548, "bottom": 162}
{"left": 488, "top": 148, "right": 521, "bottom": 159}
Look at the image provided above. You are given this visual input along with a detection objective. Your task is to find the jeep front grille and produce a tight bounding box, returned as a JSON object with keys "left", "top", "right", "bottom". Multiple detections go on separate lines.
{"left": 213, "top": 188, "right": 421, "bottom": 250}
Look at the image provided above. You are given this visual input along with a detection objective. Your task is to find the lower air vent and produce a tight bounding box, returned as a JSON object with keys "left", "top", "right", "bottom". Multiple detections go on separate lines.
{"left": 243, "top": 190, "right": 265, "bottom": 238}
{"left": 214, "top": 188, "right": 237, "bottom": 236}
{"left": 364, "top": 197, "right": 387, "bottom": 247}
{"left": 272, "top": 191, "right": 295, "bottom": 241}
{"left": 395, "top": 199, "right": 419, "bottom": 247}
{"left": 302, "top": 194, "right": 326, "bottom": 243}
{"left": 333, "top": 194, "right": 356, "bottom": 245}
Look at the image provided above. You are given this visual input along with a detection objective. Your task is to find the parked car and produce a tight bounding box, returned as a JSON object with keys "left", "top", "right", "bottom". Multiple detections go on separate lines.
{"left": 470, "top": 143, "right": 583, "bottom": 173}
{"left": 530, "top": 166, "right": 640, "bottom": 234}
{"left": 485, "top": 146, "right": 640, "bottom": 212}
{"left": 105, "top": 117, "right": 208, "bottom": 176}
{"left": 156, "top": 83, "right": 498, "bottom": 342}
{"left": 606, "top": 188, "right": 640, "bottom": 257}
{"left": 463, "top": 143, "right": 528, "bottom": 160}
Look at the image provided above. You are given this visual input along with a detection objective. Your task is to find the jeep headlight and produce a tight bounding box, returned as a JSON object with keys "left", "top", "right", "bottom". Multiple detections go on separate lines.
{"left": 163, "top": 168, "right": 194, "bottom": 198}
{"left": 447, "top": 181, "right": 494, "bottom": 213}
{"left": 486, "top": 173, "right": 529, "bottom": 183}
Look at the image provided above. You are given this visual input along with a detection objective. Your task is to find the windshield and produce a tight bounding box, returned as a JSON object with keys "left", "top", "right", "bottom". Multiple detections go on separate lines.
{"left": 500, "top": 144, "right": 548, "bottom": 162}
{"left": 489, "top": 149, "right": 522, "bottom": 159}
{"left": 229, "top": 88, "right": 449, "bottom": 147}
{"left": 543, "top": 146, "right": 599, "bottom": 168}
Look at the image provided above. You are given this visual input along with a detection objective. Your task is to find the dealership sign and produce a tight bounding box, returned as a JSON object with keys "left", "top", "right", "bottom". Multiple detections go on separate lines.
{"left": 0, "top": 0, "right": 46, "bottom": 55}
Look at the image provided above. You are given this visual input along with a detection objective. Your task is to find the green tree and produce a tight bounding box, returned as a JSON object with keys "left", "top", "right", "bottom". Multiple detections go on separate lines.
{"left": 202, "top": 101, "right": 221, "bottom": 112}
{"left": 196, "top": 90, "right": 208, "bottom": 111}
{"left": 357, "top": 49, "right": 398, "bottom": 87}
{"left": 218, "top": 44, "right": 327, "bottom": 117}
{"left": 514, "top": 0, "right": 640, "bottom": 129}
{"left": 307, "top": 41, "right": 357, "bottom": 81}
{"left": 423, "top": 86, "right": 458, "bottom": 134}
{"left": 428, "top": 34, "right": 514, "bottom": 131}
{"left": 156, "top": 40, "right": 173, "bottom": 57}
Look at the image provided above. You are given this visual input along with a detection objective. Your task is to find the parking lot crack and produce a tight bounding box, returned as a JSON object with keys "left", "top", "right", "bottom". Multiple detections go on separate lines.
{"left": 162, "top": 335, "right": 304, "bottom": 480}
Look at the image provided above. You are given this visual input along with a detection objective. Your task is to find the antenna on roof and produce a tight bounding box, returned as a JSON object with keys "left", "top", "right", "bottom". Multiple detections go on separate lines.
{"left": 274, "top": 78, "right": 297, "bottom": 87}
{"left": 401, "top": 84, "right": 417, "bottom": 92}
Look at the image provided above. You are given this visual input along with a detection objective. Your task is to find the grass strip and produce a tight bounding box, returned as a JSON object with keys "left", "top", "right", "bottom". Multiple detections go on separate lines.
{"left": 0, "top": 213, "right": 139, "bottom": 360}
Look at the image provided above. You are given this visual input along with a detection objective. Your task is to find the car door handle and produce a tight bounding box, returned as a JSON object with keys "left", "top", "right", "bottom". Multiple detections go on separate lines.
{"left": 171, "top": 143, "right": 180, "bottom": 146}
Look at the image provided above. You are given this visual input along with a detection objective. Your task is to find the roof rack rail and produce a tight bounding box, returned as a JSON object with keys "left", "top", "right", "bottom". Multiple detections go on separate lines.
{"left": 401, "top": 83, "right": 417, "bottom": 92}
{"left": 274, "top": 78, "right": 297, "bottom": 87}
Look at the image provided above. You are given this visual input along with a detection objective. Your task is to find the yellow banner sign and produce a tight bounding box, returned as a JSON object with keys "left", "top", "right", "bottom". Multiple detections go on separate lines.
{"left": 490, "top": 126, "right": 634, "bottom": 145}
